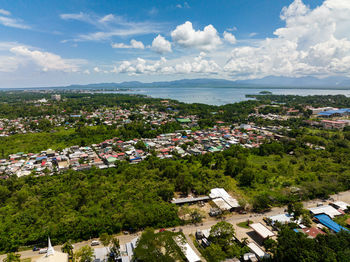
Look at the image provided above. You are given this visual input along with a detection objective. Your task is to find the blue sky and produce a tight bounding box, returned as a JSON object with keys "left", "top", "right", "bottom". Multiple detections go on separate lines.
{"left": 1, "top": 0, "right": 349, "bottom": 87}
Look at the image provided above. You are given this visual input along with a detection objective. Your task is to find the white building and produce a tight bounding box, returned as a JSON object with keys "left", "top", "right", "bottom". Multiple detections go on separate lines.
{"left": 209, "top": 188, "right": 240, "bottom": 211}
{"left": 34, "top": 238, "right": 68, "bottom": 262}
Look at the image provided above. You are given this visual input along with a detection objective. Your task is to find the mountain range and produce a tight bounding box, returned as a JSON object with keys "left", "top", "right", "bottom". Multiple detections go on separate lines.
{"left": 53, "top": 76, "right": 350, "bottom": 89}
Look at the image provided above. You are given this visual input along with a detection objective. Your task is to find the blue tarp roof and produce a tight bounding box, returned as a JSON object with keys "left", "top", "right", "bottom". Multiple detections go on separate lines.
{"left": 318, "top": 108, "right": 350, "bottom": 116}
{"left": 314, "top": 214, "right": 349, "bottom": 233}
{"left": 36, "top": 156, "right": 47, "bottom": 161}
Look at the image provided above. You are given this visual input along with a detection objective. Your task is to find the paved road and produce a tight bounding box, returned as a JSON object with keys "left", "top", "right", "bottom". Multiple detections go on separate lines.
{"left": 1, "top": 190, "right": 350, "bottom": 261}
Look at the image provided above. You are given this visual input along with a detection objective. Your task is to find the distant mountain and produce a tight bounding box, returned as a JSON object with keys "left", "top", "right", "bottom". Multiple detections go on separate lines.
{"left": 57, "top": 76, "right": 350, "bottom": 89}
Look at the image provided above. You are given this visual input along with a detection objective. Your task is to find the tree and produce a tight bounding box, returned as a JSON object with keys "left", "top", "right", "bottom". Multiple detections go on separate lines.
{"left": 190, "top": 209, "right": 204, "bottom": 224}
{"left": 133, "top": 228, "right": 180, "bottom": 262}
{"left": 287, "top": 201, "right": 304, "bottom": 220}
{"left": 99, "top": 232, "right": 112, "bottom": 260}
{"left": 61, "top": 240, "right": 74, "bottom": 258}
{"left": 75, "top": 246, "right": 94, "bottom": 262}
{"left": 209, "top": 221, "right": 235, "bottom": 247}
{"left": 3, "top": 253, "right": 21, "bottom": 262}
{"left": 99, "top": 233, "right": 112, "bottom": 248}
{"left": 108, "top": 237, "right": 120, "bottom": 262}
{"left": 202, "top": 244, "right": 226, "bottom": 262}
{"left": 263, "top": 237, "right": 276, "bottom": 252}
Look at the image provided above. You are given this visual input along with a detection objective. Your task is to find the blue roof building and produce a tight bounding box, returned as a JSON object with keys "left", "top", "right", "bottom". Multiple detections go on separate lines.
{"left": 318, "top": 108, "right": 350, "bottom": 117}
{"left": 314, "top": 214, "right": 349, "bottom": 233}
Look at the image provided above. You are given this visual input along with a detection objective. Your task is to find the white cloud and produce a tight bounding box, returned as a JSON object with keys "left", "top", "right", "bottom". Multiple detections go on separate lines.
{"left": 0, "top": 56, "right": 20, "bottom": 72}
{"left": 226, "top": 26, "right": 237, "bottom": 32}
{"left": 152, "top": 35, "right": 172, "bottom": 54}
{"left": 9, "top": 46, "right": 82, "bottom": 72}
{"left": 224, "top": 0, "right": 350, "bottom": 78}
{"left": 223, "top": 31, "right": 236, "bottom": 44}
{"left": 99, "top": 14, "right": 115, "bottom": 23}
{"left": 0, "top": 15, "right": 30, "bottom": 29}
{"left": 93, "top": 67, "right": 100, "bottom": 73}
{"left": 0, "top": 9, "right": 10, "bottom": 16}
{"left": 176, "top": 2, "right": 190, "bottom": 9}
{"left": 111, "top": 39, "right": 145, "bottom": 49}
{"left": 111, "top": 53, "right": 219, "bottom": 76}
{"left": 60, "top": 12, "right": 162, "bottom": 42}
{"left": 171, "top": 21, "right": 222, "bottom": 51}
{"left": 148, "top": 7, "right": 158, "bottom": 16}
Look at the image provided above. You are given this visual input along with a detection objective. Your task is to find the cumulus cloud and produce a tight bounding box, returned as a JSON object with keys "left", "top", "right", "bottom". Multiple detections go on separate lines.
{"left": 152, "top": 35, "right": 172, "bottom": 53}
{"left": 171, "top": 21, "right": 221, "bottom": 51}
{"left": 111, "top": 39, "right": 145, "bottom": 49}
{"left": 9, "top": 46, "right": 82, "bottom": 72}
{"left": 223, "top": 31, "right": 236, "bottom": 44}
{"left": 111, "top": 53, "right": 219, "bottom": 76}
{"left": 224, "top": 0, "right": 350, "bottom": 78}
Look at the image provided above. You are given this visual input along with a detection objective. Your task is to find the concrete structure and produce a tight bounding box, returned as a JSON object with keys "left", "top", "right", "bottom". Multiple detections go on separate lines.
{"left": 249, "top": 223, "right": 275, "bottom": 239}
{"left": 321, "top": 120, "right": 348, "bottom": 129}
{"left": 35, "top": 238, "right": 68, "bottom": 262}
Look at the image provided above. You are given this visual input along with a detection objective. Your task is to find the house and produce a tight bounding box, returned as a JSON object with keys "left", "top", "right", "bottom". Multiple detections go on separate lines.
{"left": 321, "top": 120, "right": 348, "bottom": 129}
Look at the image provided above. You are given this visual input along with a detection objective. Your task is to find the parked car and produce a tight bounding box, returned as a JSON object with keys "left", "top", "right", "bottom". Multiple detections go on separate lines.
{"left": 159, "top": 228, "right": 166, "bottom": 232}
{"left": 91, "top": 240, "right": 100, "bottom": 246}
{"left": 39, "top": 248, "right": 47, "bottom": 254}
{"left": 32, "top": 246, "right": 40, "bottom": 252}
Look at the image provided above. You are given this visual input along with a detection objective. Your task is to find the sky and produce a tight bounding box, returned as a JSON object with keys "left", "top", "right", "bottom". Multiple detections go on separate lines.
{"left": 1, "top": 0, "right": 350, "bottom": 88}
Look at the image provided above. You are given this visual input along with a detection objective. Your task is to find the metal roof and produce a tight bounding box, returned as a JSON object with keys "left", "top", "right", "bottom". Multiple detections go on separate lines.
{"left": 250, "top": 223, "right": 275, "bottom": 239}
{"left": 314, "top": 214, "right": 349, "bottom": 233}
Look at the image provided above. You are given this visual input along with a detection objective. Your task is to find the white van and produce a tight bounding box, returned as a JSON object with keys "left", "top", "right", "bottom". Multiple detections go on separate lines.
{"left": 39, "top": 248, "right": 47, "bottom": 254}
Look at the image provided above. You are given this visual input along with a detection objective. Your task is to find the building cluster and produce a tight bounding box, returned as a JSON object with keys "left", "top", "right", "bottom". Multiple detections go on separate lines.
{"left": 265, "top": 200, "right": 350, "bottom": 235}
{"left": 306, "top": 107, "right": 350, "bottom": 129}
{"left": 0, "top": 104, "right": 181, "bottom": 136}
{"left": 0, "top": 124, "right": 274, "bottom": 178}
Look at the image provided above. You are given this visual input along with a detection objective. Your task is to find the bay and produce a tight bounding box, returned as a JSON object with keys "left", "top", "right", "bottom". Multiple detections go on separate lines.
{"left": 101, "top": 87, "right": 350, "bottom": 106}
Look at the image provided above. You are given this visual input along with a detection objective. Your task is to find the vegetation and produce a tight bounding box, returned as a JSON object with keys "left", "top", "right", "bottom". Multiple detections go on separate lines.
{"left": 74, "top": 246, "right": 94, "bottom": 262}
{"left": 201, "top": 221, "right": 249, "bottom": 262}
{"left": 133, "top": 229, "right": 186, "bottom": 262}
{"left": 272, "top": 226, "right": 350, "bottom": 262}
